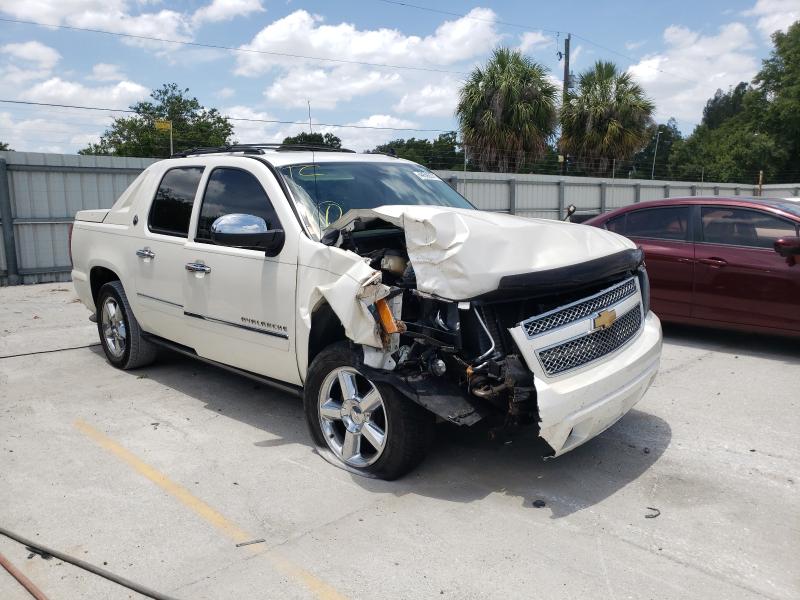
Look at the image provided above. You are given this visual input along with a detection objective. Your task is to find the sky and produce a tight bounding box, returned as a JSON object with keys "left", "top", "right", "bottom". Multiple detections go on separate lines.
{"left": 0, "top": 0, "right": 798, "bottom": 154}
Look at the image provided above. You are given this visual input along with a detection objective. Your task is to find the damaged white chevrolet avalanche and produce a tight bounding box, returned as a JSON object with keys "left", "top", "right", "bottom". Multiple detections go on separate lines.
{"left": 70, "top": 145, "right": 662, "bottom": 479}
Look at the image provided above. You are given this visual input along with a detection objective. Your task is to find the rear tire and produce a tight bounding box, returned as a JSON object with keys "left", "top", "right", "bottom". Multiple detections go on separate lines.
{"left": 96, "top": 281, "right": 157, "bottom": 370}
{"left": 304, "top": 342, "right": 435, "bottom": 480}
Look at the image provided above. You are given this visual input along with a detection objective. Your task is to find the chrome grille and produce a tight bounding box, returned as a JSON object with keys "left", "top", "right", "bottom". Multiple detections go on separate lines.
{"left": 522, "top": 277, "right": 637, "bottom": 338}
{"left": 537, "top": 306, "right": 643, "bottom": 376}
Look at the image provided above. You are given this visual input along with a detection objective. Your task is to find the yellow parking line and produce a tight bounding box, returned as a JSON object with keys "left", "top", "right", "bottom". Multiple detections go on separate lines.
{"left": 74, "top": 420, "right": 347, "bottom": 600}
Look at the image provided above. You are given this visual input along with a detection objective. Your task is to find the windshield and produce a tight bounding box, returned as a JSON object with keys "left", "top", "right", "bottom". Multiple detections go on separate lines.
{"left": 279, "top": 161, "right": 474, "bottom": 238}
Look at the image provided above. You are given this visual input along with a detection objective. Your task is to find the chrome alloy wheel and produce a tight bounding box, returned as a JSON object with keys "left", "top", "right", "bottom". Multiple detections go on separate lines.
{"left": 101, "top": 297, "right": 127, "bottom": 358}
{"left": 318, "top": 367, "right": 388, "bottom": 467}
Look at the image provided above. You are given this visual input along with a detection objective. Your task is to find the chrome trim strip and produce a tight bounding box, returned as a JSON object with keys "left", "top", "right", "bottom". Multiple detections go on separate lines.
{"left": 184, "top": 311, "right": 289, "bottom": 339}
{"left": 136, "top": 292, "right": 183, "bottom": 309}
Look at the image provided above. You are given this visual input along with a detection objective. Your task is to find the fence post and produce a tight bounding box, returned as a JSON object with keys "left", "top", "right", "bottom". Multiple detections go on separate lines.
{"left": 663, "top": 184, "right": 670, "bottom": 199}
{"left": 600, "top": 181, "right": 607, "bottom": 213}
{"left": 735, "top": 186, "right": 741, "bottom": 196}
{"left": 690, "top": 185, "right": 698, "bottom": 197}
{"left": 794, "top": 187, "right": 800, "bottom": 197}
{"left": 634, "top": 183, "right": 641, "bottom": 203}
{"left": 0, "top": 158, "right": 20, "bottom": 285}
{"left": 508, "top": 179, "right": 516, "bottom": 215}
{"left": 713, "top": 186, "right": 720, "bottom": 196}
{"left": 558, "top": 180, "right": 565, "bottom": 218}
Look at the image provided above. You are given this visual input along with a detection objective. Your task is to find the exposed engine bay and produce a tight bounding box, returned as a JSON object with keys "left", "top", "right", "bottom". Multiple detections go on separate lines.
{"left": 319, "top": 208, "right": 647, "bottom": 439}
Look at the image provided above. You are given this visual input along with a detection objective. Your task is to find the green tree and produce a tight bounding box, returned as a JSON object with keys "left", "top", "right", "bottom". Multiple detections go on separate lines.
{"left": 560, "top": 61, "right": 655, "bottom": 176}
{"left": 79, "top": 83, "right": 234, "bottom": 158}
{"left": 457, "top": 48, "right": 558, "bottom": 172}
{"left": 371, "top": 132, "right": 464, "bottom": 169}
{"left": 0, "top": 141, "right": 10, "bottom": 151}
{"left": 630, "top": 118, "right": 682, "bottom": 179}
{"left": 282, "top": 132, "right": 342, "bottom": 148}
{"left": 752, "top": 21, "right": 800, "bottom": 181}
{"left": 702, "top": 82, "right": 749, "bottom": 129}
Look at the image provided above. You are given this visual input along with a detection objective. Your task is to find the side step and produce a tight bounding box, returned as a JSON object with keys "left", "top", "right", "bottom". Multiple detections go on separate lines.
{"left": 142, "top": 333, "right": 303, "bottom": 398}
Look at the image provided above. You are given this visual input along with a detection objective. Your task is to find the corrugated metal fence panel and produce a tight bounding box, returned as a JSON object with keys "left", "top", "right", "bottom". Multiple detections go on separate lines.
{"left": 0, "top": 151, "right": 157, "bottom": 284}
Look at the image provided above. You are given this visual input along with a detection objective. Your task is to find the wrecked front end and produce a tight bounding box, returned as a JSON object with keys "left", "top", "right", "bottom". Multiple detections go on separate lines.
{"left": 307, "top": 206, "right": 662, "bottom": 457}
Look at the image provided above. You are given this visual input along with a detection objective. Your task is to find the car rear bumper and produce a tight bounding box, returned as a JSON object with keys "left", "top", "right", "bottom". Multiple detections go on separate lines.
{"left": 531, "top": 311, "right": 662, "bottom": 456}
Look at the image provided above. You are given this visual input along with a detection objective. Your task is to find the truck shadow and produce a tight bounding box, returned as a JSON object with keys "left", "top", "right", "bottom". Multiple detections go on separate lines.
{"left": 128, "top": 348, "right": 671, "bottom": 520}
{"left": 356, "top": 409, "right": 671, "bottom": 519}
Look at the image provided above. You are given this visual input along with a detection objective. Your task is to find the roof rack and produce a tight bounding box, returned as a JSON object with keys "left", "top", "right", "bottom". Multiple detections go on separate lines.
{"left": 171, "top": 143, "right": 356, "bottom": 158}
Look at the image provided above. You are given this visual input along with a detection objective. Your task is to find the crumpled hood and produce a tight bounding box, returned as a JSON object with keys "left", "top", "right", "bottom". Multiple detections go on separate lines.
{"left": 328, "top": 205, "right": 636, "bottom": 300}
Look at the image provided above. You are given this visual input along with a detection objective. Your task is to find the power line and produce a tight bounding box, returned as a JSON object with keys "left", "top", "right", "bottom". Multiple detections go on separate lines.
{"left": 0, "top": 16, "right": 468, "bottom": 76}
{"left": 0, "top": 99, "right": 451, "bottom": 132}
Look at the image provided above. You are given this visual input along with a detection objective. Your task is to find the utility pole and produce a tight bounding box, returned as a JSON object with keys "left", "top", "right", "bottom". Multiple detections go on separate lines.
{"left": 650, "top": 128, "right": 661, "bottom": 180}
{"left": 307, "top": 100, "right": 313, "bottom": 134}
{"left": 560, "top": 33, "right": 571, "bottom": 176}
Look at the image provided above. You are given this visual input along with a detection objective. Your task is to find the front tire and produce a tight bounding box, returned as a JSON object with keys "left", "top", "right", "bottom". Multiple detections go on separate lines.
{"left": 96, "top": 281, "right": 157, "bottom": 370}
{"left": 304, "top": 342, "right": 434, "bottom": 480}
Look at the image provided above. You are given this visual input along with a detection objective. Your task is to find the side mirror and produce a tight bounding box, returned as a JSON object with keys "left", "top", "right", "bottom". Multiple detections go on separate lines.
{"left": 563, "top": 204, "right": 577, "bottom": 222}
{"left": 774, "top": 236, "right": 800, "bottom": 265}
{"left": 211, "top": 213, "right": 285, "bottom": 257}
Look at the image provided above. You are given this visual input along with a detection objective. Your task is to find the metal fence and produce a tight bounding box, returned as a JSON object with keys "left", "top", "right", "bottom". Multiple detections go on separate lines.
{"left": 2, "top": 151, "right": 798, "bottom": 285}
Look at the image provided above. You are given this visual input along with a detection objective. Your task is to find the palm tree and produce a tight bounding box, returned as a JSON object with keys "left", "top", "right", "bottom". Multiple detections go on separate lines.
{"left": 457, "top": 48, "right": 558, "bottom": 172}
{"left": 560, "top": 61, "right": 654, "bottom": 176}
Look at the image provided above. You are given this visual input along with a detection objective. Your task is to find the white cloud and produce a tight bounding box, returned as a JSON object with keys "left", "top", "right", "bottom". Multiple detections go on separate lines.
{"left": 225, "top": 105, "right": 284, "bottom": 143}
{"left": 0, "top": 1, "right": 192, "bottom": 47}
{"left": 394, "top": 77, "right": 460, "bottom": 117}
{"left": 265, "top": 66, "right": 401, "bottom": 110}
{"left": 21, "top": 78, "right": 149, "bottom": 109}
{"left": 216, "top": 87, "right": 236, "bottom": 99}
{"left": 88, "top": 63, "right": 126, "bottom": 81}
{"left": 0, "top": 110, "right": 113, "bottom": 153}
{"left": 323, "top": 114, "right": 422, "bottom": 152}
{"left": 744, "top": 0, "right": 800, "bottom": 40}
{"left": 625, "top": 40, "right": 646, "bottom": 51}
{"left": 235, "top": 8, "right": 499, "bottom": 75}
{"left": 1, "top": 41, "right": 61, "bottom": 69}
{"left": 628, "top": 23, "right": 758, "bottom": 123}
{"left": 193, "top": 0, "right": 264, "bottom": 26}
{"left": 518, "top": 31, "right": 552, "bottom": 54}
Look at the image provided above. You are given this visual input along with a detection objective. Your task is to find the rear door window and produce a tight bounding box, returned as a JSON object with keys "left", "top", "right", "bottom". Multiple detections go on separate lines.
{"left": 148, "top": 167, "right": 204, "bottom": 237}
{"left": 701, "top": 206, "right": 799, "bottom": 248}
{"left": 624, "top": 206, "right": 690, "bottom": 241}
{"left": 195, "top": 167, "right": 281, "bottom": 244}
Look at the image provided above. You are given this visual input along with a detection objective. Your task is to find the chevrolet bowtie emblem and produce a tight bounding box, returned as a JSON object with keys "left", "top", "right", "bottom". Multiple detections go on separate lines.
{"left": 593, "top": 309, "right": 617, "bottom": 330}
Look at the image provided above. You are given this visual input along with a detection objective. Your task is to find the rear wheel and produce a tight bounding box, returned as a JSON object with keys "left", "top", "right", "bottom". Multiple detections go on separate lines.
{"left": 304, "top": 343, "right": 434, "bottom": 480}
{"left": 96, "top": 281, "right": 157, "bottom": 370}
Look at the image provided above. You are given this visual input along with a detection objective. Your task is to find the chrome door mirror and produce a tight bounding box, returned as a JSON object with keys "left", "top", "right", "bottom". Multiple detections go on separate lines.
{"left": 210, "top": 213, "right": 285, "bottom": 256}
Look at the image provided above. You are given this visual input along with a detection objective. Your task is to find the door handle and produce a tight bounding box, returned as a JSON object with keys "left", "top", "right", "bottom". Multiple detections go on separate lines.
{"left": 136, "top": 248, "right": 155, "bottom": 259}
{"left": 185, "top": 262, "right": 211, "bottom": 274}
{"left": 698, "top": 257, "right": 727, "bottom": 267}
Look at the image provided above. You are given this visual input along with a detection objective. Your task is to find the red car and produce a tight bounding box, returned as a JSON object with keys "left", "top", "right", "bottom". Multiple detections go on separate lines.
{"left": 585, "top": 197, "right": 800, "bottom": 337}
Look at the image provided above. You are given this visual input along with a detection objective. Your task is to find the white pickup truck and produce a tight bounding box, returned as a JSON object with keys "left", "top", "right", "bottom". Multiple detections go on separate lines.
{"left": 71, "top": 144, "right": 662, "bottom": 479}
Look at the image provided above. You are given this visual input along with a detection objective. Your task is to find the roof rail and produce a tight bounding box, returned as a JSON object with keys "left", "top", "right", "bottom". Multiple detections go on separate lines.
{"left": 171, "top": 143, "right": 356, "bottom": 158}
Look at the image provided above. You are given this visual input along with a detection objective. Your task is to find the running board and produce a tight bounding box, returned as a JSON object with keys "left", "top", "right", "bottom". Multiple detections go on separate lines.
{"left": 143, "top": 333, "right": 302, "bottom": 398}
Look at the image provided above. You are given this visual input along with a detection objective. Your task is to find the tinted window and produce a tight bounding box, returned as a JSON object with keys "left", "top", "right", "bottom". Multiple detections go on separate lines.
{"left": 196, "top": 168, "right": 280, "bottom": 243}
{"left": 606, "top": 215, "right": 626, "bottom": 233}
{"left": 149, "top": 167, "right": 204, "bottom": 237}
{"left": 625, "top": 207, "right": 690, "bottom": 241}
{"left": 701, "top": 206, "right": 799, "bottom": 248}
